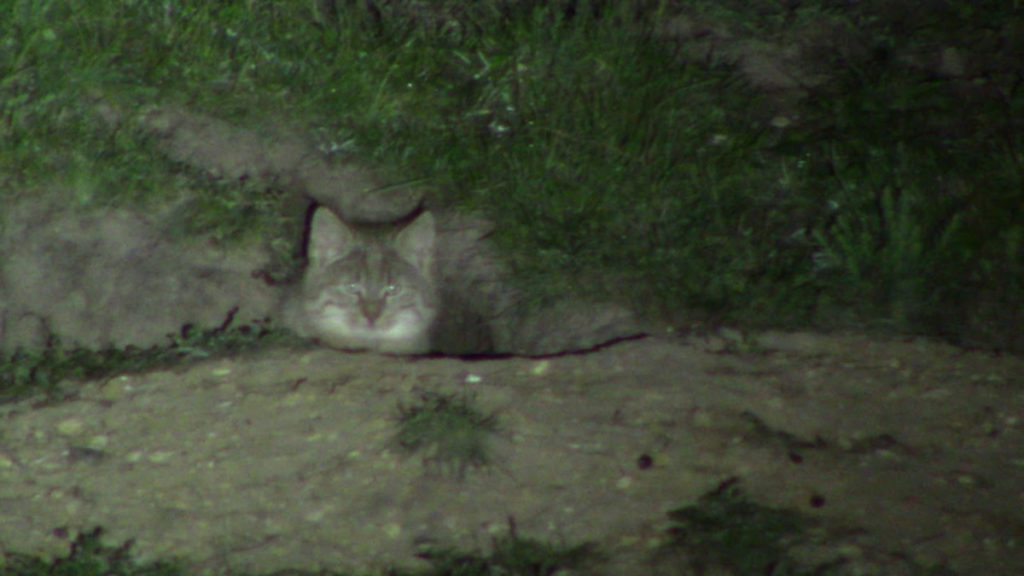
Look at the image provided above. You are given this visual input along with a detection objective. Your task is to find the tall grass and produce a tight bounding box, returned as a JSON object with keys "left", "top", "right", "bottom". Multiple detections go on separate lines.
{"left": 1, "top": 0, "right": 1021, "bottom": 349}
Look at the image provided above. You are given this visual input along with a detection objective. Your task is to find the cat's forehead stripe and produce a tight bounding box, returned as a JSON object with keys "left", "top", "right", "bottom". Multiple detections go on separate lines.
{"left": 332, "top": 246, "right": 404, "bottom": 287}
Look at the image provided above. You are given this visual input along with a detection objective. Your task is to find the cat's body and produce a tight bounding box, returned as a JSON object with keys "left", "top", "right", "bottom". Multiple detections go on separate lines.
{"left": 284, "top": 206, "right": 641, "bottom": 356}
{"left": 286, "top": 208, "right": 439, "bottom": 354}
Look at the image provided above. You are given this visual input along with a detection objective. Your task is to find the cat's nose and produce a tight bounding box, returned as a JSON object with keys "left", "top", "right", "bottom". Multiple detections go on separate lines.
{"left": 360, "top": 299, "right": 383, "bottom": 325}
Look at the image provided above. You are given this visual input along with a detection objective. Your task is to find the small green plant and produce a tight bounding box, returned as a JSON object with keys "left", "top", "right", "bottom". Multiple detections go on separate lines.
{"left": 394, "top": 390, "right": 498, "bottom": 476}
{"left": 812, "top": 185, "right": 966, "bottom": 329}
{"left": 160, "top": 308, "right": 296, "bottom": 360}
{"left": 665, "top": 478, "right": 806, "bottom": 575}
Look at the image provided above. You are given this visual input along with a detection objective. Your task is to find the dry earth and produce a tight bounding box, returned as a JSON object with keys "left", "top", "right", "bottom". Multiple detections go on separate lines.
{"left": 0, "top": 331, "right": 1021, "bottom": 575}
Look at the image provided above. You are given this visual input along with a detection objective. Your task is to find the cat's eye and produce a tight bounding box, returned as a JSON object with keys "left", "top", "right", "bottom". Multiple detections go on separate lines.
{"left": 383, "top": 284, "right": 401, "bottom": 296}
{"left": 345, "top": 283, "right": 361, "bottom": 294}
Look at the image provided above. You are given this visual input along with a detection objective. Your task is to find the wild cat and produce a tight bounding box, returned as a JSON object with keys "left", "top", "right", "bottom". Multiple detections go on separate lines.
{"left": 286, "top": 207, "right": 439, "bottom": 354}
{"left": 285, "top": 205, "right": 642, "bottom": 356}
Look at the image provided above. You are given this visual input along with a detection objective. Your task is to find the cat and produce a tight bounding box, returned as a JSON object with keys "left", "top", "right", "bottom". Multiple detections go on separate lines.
{"left": 0, "top": 196, "right": 640, "bottom": 357}
{"left": 284, "top": 206, "right": 642, "bottom": 356}
{"left": 285, "top": 207, "right": 439, "bottom": 354}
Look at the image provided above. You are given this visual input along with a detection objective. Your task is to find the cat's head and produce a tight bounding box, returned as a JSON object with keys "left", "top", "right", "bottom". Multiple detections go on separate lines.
{"left": 301, "top": 207, "right": 438, "bottom": 354}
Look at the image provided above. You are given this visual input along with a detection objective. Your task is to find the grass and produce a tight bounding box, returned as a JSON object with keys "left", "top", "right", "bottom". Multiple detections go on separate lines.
{"left": 3, "top": 0, "right": 1021, "bottom": 354}
{"left": 413, "top": 517, "right": 595, "bottom": 576}
{"left": 661, "top": 479, "right": 960, "bottom": 575}
{"left": 663, "top": 479, "right": 806, "bottom": 575}
{"left": 0, "top": 524, "right": 592, "bottom": 576}
{"left": 0, "top": 312, "right": 292, "bottom": 403}
{"left": 0, "top": 528, "right": 182, "bottom": 576}
{"left": 5, "top": 484, "right": 966, "bottom": 576}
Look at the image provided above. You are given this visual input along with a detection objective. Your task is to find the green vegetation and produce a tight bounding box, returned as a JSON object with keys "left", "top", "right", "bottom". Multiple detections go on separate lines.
{"left": 0, "top": 528, "right": 183, "bottom": 576}
{"left": 4, "top": 486, "right": 962, "bottom": 576}
{"left": 664, "top": 479, "right": 806, "bottom": 575}
{"left": 2, "top": 0, "right": 1021, "bottom": 350}
{"left": 394, "top": 390, "right": 498, "bottom": 475}
{"left": 661, "top": 479, "right": 958, "bottom": 575}
{"left": 414, "top": 517, "right": 594, "bottom": 576}
{"left": 0, "top": 314, "right": 291, "bottom": 402}
{"left": 0, "top": 524, "right": 591, "bottom": 576}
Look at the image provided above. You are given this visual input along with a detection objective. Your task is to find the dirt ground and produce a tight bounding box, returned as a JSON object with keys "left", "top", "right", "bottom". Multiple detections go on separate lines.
{"left": 0, "top": 331, "right": 1020, "bottom": 575}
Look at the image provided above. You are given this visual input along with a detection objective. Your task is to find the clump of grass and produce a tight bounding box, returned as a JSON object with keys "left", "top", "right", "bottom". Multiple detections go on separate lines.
{"left": 661, "top": 478, "right": 963, "bottom": 575}
{"left": 794, "top": 58, "right": 1023, "bottom": 343}
{"left": 394, "top": 390, "right": 498, "bottom": 476}
{"left": 664, "top": 479, "right": 806, "bottom": 575}
{"left": 415, "top": 517, "right": 595, "bottom": 576}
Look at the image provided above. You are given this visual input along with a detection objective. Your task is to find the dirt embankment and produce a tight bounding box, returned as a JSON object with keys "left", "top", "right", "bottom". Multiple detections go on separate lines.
{"left": 1, "top": 332, "right": 1020, "bottom": 574}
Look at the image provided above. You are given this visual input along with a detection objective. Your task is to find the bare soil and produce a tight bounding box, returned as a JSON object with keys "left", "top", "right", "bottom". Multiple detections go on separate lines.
{"left": 1, "top": 332, "right": 1020, "bottom": 575}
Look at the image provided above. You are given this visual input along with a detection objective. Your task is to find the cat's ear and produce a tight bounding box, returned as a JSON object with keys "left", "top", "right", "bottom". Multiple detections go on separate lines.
{"left": 394, "top": 211, "right": 435, "bottom": 273}
{"left": 308, "top": 208, "right": 354, "bottom": 268}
